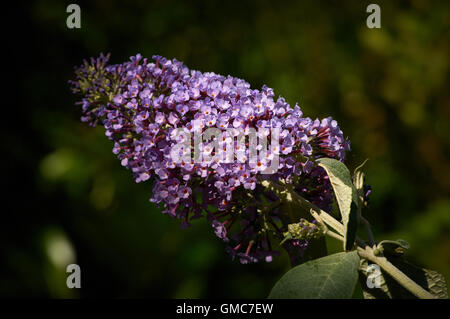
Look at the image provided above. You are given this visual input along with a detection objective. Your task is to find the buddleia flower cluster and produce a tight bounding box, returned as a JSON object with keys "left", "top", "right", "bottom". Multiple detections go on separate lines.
{"left": 69, "top": 53, "right": 350, "bottom": 263}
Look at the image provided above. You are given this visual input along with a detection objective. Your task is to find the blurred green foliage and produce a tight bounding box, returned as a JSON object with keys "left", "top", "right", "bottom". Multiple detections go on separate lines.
{"left": 3, "top": 0, "right": 449, "bottom": 297}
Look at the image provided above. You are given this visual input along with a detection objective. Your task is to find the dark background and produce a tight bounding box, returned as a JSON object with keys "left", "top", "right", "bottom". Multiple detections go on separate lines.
{"left": 3, "top": 0, "right": 449, "bottom": 298}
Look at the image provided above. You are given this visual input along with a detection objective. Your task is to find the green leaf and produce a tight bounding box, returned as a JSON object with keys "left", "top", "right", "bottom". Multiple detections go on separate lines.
{"left": 353, "top": 159, "right": 368, "bottom": 189}
{"left": 352, "top": 159, "right": 369, "bottom": 209}
{"left": 359, "top": 257, "right": 448, "bottom": 299}
{"left": 268, "top": 251, "right": 360, "bottom": 299}
{"left": 424, "top": 269, "right": 448, "bottom": 299}
{"left": 316, "top": 158, "right": 358, "bottom": 250}
{"left": 376, "top": 239, "right": 410, "bottom": 256}
{"left": 346, "top": 202, "right": 358, "bottom": 250}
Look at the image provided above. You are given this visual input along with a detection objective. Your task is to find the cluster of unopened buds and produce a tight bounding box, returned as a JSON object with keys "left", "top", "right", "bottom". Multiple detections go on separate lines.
{"left": 70, "top": 53, "right": 351, "bottom": 263}
{"left": 282, "top": 219, "right": 324, "bottom": 242}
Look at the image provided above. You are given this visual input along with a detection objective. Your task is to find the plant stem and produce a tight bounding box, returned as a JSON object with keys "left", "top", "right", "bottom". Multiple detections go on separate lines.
{"left": 360, "top": 216, "right": 375, "bottom": 246}
{"left": 325, "top": 229, "right": 344, "bottom": 242}
{"left": 356, "top": 246, "right": 435, "bottom": 299}
{"left": 261, "top": 178, "right": 435, "bottom": 299}
{"left": 310, "top": 209, "right": 343, "bottom": 243}
{"left": 320, "top": 227, "right": 434, "bottom": 299}
{"left": 294, "top": 193, "right": 345, "bottom": 235}
{"left": 260, "top": 179, "right": 344, "bottom": 235}
{"left": 321, "top": 230, "right": 434, "bottom": 299}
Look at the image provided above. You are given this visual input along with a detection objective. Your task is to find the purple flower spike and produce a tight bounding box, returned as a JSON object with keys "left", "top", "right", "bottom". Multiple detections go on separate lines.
{"left": 70, "top": 53, "right": 351, "bottom": 263}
